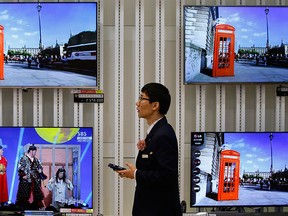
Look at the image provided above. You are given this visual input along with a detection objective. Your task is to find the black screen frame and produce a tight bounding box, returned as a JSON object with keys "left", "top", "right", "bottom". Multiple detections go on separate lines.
{"left": 190, "top": 131, "right": 288, "bottom": 208}
{"left": 1, "top": 1, "right": 97, "bottom": 88}
{"left": 1, "top": 126, "right": 94, "bottom": 210}
{"left": 184, "top": 5, "right": 288, "bottom": 85}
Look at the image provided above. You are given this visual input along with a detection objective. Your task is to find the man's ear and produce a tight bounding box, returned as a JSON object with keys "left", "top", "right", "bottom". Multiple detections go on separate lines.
{"left": 152, "top": 101, "right": 160, "bottom": 110}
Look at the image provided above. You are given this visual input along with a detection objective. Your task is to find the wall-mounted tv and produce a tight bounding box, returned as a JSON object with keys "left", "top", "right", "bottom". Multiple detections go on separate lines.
{"left": 0, "top": 127, "right": 93, "bottom": 211}
{"left": 0, "top": 2, "right": 97, "bottom": 88}
{"left": 190, "top": 132, "right": 288, "bottom": 208}
{"left": 184, "top": 6, "right": 288, "bottom": 84}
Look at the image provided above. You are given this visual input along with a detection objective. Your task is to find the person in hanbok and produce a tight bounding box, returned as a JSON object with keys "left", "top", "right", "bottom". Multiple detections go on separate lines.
{"left": 0, "top": 145, "right": 8, "bottom": 208}
{"left": 16, "top": 144, "right": 46, "bottom": 210}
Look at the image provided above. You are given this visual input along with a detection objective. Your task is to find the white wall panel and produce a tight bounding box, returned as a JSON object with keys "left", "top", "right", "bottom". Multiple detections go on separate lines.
{"left": 275, "top": 95, "right": 285, "bottom": 131}
{"left": 155, "top": 0, "right": 165, "bottom": 83}
{"left": 236, "top": 85, "right": 246, "bottom": 131}
{"left": 95, "top": 0, "right": 104, "bottom": 214}
{"left": 1, "top": 0, "right": 288, "bottom": 215}
{"left": 113, "top": 1, "right": 124, "bottom": 215}
{"left": 13, "top": 89, "right": 23, "bottom": 126}
{"left": 73, "top": 102, "right": 83, "bottom": 127}
{"left": 134, "top": 0, "right": 145, "bottom": 151}
{"left": 176, "top": 0, "right": 186, "bottom": 202}
{"left": 53, "top": 89, "right": 63, "bottom": 127}
{"left": 33, "top": 88, "right": 43, "bottom": 126}
{"left": 276, "top": 0, "right": 287, "bottom": 5}
{"left": 216, "top": 85, "right": 226, "bottom": 131}
{"left": 256, "top": 85, "right": 266, "bottom": 131}
{"left": 195, "top": 85, "right": 206, "bottom": 131}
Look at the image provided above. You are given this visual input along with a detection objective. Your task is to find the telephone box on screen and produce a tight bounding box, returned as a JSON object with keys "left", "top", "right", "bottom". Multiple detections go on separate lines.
{"left": 217, "top": 149, "right": 240, "bottom": 201}
{"left": 0, "top": 25, "right": 4, "bottom": 80}
{"left": 212, "top": 24, "right": 235, "bottom": 77}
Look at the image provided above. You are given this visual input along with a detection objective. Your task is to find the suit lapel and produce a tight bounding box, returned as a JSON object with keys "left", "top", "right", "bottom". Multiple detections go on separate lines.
{"left": 145, "top": 117, "right": 167, "bottom": 147}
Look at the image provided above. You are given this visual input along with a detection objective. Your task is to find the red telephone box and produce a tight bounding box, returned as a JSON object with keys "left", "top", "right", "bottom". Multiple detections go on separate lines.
{"left": 218, "top": 149, "right": 240, "bottom": 201}
{"left": 0, "top": 25, "right": 4, "bottom": 80}
{"left": 212, "top": 24, "right": 235, "bottom": 77}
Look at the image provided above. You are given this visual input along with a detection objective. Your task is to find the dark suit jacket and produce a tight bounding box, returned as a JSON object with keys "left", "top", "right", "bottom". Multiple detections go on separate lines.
{"left": 132, "top": 117, "right": 182, "bottom": 216}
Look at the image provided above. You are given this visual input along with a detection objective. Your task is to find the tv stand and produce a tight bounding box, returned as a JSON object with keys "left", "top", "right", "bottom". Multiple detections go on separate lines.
{"left": 216, "top": 206, "right": 245, "bottom": 213}
{"left": 191, "top": 206, "right": 288, "bottom": 216}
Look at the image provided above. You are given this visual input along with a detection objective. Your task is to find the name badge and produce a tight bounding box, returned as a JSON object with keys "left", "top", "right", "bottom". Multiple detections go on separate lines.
{"left": 142, "top": 154, "right": 149, "bottom": 158}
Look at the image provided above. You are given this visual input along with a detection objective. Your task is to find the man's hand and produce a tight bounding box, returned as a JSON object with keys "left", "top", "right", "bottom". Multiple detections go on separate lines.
{"left": 117, "top": 162, "right": 136, "bottom": 179}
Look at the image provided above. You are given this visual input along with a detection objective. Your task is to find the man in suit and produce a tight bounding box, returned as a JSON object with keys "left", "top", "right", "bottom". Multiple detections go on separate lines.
{"left": 117, "top": 82, "right": 182, "bottom": 216}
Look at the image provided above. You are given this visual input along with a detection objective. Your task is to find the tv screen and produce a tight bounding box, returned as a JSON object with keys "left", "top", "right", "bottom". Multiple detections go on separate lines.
{"left": 0, "top": 127, "right": 93, "bottom": 210}
{"left": 190, "top": 132, "right": 288, "bottom": 207}
{"left": 0, "top": 2, "right": 97, "bottom": 88}
{"left": 184, "top": 6, "right": 288, "bottom": 84}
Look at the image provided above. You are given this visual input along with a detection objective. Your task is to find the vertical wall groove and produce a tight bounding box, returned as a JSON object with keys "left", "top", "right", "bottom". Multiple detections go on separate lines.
{"left": 197, "top": 0, "right": 205, "bottom": 5}
{"left": 236, "top": 85, "right": 246, "bottom": 131}
{"left": 73, "top": 102, "right": 83, "bottom": 127}
{"left": 114, "top": 0, "right": 124, "bottom": 215}
{"left": 33, "top": 88, "right": 43, "bottom": 126}
{"left": 53, "top": 88, "right": 63, "bottom": 127}
{"left": 216, "top": 85, "right": 226, "bottom": 131}
{"left": 256, "top": 85, "right": 266, "bottom": 131}
{"left": 275, "top": 95, "right": 285, "bottom": 131}
{"left": 13, "top": 89, "right": 22, "bottom": 126}
{"left": 135, "top": 0, "right": 145, "bottom": 156}
{"left": 155, "top": 0, "right": 165, "bottom": 83}
{"left": 177, "top": 0, "right": 186, "bottom": 201}
{"left": 196, "top": 85, "right": 206, "bottom": 131}
{"left": 95, "top": 0, "right": 104, "bottom": 214}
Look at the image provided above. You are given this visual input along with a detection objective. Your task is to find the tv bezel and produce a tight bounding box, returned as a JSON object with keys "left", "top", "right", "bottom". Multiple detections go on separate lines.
{"left": 0, "top": 126, "right": 94, "bottom": 210}
{"left": 1, "top": 1, "right": 97, "bottom": 89}
{"left": 190, "top": 131, "right": 288, "bottom": 208}
{"left": 183, "top": 5, "right": 288, "bottom": 85}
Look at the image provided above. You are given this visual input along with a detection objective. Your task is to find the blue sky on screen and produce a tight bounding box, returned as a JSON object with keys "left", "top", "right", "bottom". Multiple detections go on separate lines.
{"left": 223, "top": 132, "right": 288, "bottom": 175}
{"left": 218, "top": 7, "right": 288, "bottom": 49}
{"left": 0, "top": 2, "right": 96, "bottom": 50}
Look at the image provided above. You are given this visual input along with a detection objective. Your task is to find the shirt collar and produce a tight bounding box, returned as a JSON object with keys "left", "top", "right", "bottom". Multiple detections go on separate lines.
{"left": 146, "top": 117, "right": 163, "bottom": 135}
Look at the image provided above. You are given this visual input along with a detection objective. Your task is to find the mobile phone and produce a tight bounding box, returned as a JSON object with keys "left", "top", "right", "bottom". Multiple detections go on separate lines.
{"left": 108, "top": 163, "right": 126, "bottom": 171}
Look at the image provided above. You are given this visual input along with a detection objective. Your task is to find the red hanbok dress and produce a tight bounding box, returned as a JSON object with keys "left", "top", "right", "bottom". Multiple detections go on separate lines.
{"left": 0, "top": 156, "right": 8, "bottom": 203}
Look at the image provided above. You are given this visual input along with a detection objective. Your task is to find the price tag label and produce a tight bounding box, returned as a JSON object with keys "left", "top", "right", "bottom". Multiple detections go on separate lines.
{"left": 74, "top": 93, "right": 104, "bottom": 103}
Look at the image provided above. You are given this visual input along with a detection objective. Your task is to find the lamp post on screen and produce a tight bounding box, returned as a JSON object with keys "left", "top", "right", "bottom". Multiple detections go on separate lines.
{"left": 36, "top": 2, "right": 43, "bottom": 50}
{"left": 269, "top": 133, "right": 273, "bottom": 176}
{"left": 264, "top": 7, "right": 270, "bottom": 51}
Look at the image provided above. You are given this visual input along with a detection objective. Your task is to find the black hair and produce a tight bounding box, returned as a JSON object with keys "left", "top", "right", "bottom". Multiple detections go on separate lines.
{"left": 56, "top": 167, "right": 67, "bottom": 182}
{"left": 0, "top": 145, "right": 2, "bottom": 150}
{"left": 141, "top": 82, "right": 171, "bottom": 115}
{"left": 28, "top": 144, "right": 37, "bottom": 153}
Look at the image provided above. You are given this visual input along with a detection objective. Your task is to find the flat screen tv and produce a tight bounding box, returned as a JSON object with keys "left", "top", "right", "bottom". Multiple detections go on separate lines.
{"left": 190, "top": 132, "right": 288, "bottom": 207}
{"left": 0, "top": 2, "right": 97, "bottom": 88}
{"left": 184, "top": 6, "right": 288, "bottom": 84}
{"left": 0, "top": 127, "right": 93, "bottom": 211}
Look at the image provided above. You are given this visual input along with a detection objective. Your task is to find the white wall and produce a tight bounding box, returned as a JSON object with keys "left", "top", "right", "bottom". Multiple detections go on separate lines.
{"left": 1, "top": 0, "right": 288, "bottom": 215}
